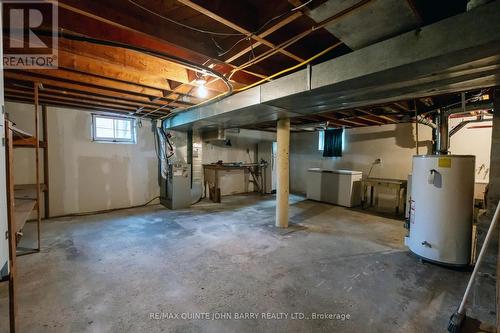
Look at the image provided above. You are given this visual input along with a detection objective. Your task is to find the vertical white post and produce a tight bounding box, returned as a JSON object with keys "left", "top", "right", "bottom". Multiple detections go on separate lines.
{"left": 276, "top": 118, "right": 290, "bottom": 228}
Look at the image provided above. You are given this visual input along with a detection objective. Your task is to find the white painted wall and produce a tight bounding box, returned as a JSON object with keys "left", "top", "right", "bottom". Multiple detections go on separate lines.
{"left": 169, "top": 129, "right": 276, "bottom": 196}
{"left": 6, "top": 102, "right": 159, "bottom": 216}
{"left": 200, "top": 130, "right": 276, "bottom": 195}
{"left": 290, "top": 120, "right": 493, "bottom": 196}
{"left": 449, "top": 115, "right": 492, "bottom": 183}
{"left": 290, "top": 123, "right": 433, "bottom": 194}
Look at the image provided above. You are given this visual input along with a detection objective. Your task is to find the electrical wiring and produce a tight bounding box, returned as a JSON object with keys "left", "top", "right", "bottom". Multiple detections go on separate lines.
{"left": 227, "top": 29, "right": 312, "bottom": 81}
{"left": 292, "top": 0, "right": 313, "bottom": 11}
{"left": 233, "top": 43, "right": 341, "bottom": 93}
{"left": 127, "top": 0, "right": 245, "bottom": 36}
{"left": 37, "top": 30, "right": 234, "bottom": 119}
{"left": 227, "top": 0, "right": 372, "bottom": 80}
{"left": 160, "top": 42, "right": 342, "bottom": 120}
{"left": 54, "top": 30, "right": 229, "bottom": 82}
{"left": 216, "top": 35, "right": 251, "bottom": 57}
{"left": 128, "top": 0, "right": 312, "bottom": 58}
{"left": 159, "top": 87, "right": 232, "bottom": 120}
{"left": 419, "top": 89, "right": 490, "bottom": 117}
{"left": 47, "top": 196, "right": 161, "bottom": 219}
{"left": 211, "top": 0, "right": 313, "bottom": 57}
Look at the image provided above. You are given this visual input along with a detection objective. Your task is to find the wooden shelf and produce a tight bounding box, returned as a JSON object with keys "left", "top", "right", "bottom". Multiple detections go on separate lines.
{"left": 4, "top": 85, "right": 48, "bottom": 332}
{"left": 13, "top": 199, "right": 37, "bottom": 233}
{"left": 13, "top": 138, "right": 46, "bottom": 148}
{"left": 10, "top": 125, "right": 45, "bottom": 148}
{"left": 14, "top": 184, "right": 47, "bottom": 200}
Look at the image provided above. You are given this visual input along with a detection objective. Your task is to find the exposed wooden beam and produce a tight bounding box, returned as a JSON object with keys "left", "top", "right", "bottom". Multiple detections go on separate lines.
{"left": 31, "top": 39, "right": 229, "bottom": 96}
{"left": 5, "top": 71, "right": 193, "bottom": 108}
{"left": 58, "top": 38, "right": 191, "bottom": 83}
{"left": 360, "top": 107, "right": 399, "bottom": 124}
{"left": 177, "top": 0, "right": 304, "bottom": 63}
{"left": 333, "top": 110, "right": 375, "bottom": 126}
{"left": 316, "top": 114, "right": 355, "bottom": 127}
{"left": 16, "top": 69, "right": 166, "bottom": 97}
{"left": 376, "top": 114, "right": 398, "bottom": 123}
{"left": 58, "top": 50, "right": 174, "bottom": 91}
{"left": 225, "top": 11, "right": 302, "bottom": 64}
{"left": 288, "top": 0, "right": 303, "bottom": 7}
{"left": 5, "top": 89, "right": 152, "bottom": 113}
{"left": 59, "top": 39, "right": 235, "bottom": 94}
{"left": 354, "top": 109, "right": 389, "bottom": 125}
{"left": 231, "top": 0, "right": 371, "bottom": 75}
{"left": 406, "top": 0, "right": 423, "bottom": 25}
{"left": 55, "top": 1, "right": 267, "bottom": 83}
{"left": 356, "top": 115, "right": 385, "bottom": 125}
{"left": 392, "top": 102, "right": 412, "bottom": 113}
{"left": 337, "top": 118, "right": 369, "bottom": 126}
{"left": 5, "top": 95, "right": 169, "bottom": 117}
{"left": 5, "top": 86, "right": 165, "bottom": 112}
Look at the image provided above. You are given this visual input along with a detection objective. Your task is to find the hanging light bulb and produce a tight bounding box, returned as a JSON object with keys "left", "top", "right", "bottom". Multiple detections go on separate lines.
{"left": 197, "top": 83, "right": 208, "bottom": 98}
{"left": 195, "top": 78, "right": 208, "bottom": 98}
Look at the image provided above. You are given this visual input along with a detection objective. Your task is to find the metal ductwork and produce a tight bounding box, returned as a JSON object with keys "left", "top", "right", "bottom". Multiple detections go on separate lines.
{"left": 201, "top": 128, "right": 240, "bottom": 146}
{"left": 416, "top": 115, "right": 437, "bottom": 129}
{"left": 467, "top": 0, "right": 493, "bottom": 11}
{"left": 163, "top": 3, "right": 500, "bottom": 132}
{"left": 431, "top": 100, "right": 493, "bottom": 155}
{"left": 435, "top": 110, "right": 450, "bottom": 155}
{"left": 450, "top": 115, "right": 491, "bottom": 137}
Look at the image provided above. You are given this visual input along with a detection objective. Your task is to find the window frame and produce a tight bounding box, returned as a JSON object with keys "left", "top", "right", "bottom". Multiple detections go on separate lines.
{"left": 318, "top": 130, "right": 325, "bottom": 151}
{"left": 318, "top": 129, "right": 346, "bottom": 153}
{"left": 91, "top": 114, "right": 137, "bottom": 144}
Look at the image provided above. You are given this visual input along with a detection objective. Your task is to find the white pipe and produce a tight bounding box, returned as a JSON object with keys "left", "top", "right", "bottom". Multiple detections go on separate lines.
{"left": 276, "top": 118, "right": 290, "bottom": 228}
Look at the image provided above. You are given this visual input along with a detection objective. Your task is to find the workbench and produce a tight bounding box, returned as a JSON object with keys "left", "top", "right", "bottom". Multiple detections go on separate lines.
{"left": 203, "top": 163, "right": 267, "bottom": 203}
{"left": 361, "top": 177, "right": 407, "bottom": 214}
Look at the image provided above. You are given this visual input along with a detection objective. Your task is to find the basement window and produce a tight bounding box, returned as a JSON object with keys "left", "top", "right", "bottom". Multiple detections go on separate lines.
{"left": 92, "top": 114, "right": 136, "bottom": 144}
{"left": 318, "top": 130, "right": 325, "bottom": 150}
{"left": 318, "top": 129, "right": 346, "bottom": 153}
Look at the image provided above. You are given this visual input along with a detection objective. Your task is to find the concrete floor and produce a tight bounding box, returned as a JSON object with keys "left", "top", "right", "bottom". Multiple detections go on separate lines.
{"left": 0, "top": 194, "right": 485, "bottom": 332}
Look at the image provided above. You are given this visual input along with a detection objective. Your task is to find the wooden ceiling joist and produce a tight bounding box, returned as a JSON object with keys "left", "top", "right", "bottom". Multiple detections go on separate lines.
{"left": 4, "top": 72, "right": 192, "bottom": 109}
{"left": 225, "top": 11, "right": 303, "bottom": 64}
{"left": 354, "top": 109, "right": 389, "bottom": 125}
{"left": 23, "top": 69, "right": 165, "bottom": 97}
{"left": 5, "top": 89, "right": 156, "bottom": 113}
{"left": 58, "top": 50, "right": 175, "bottom": 92}
{"left": 177, "top": 0, "right": 305, "bottom": 63}
{"left": 58, "top": 39, "right": 191, "bottom": 83}
{"left": 6, "top": 86, "right": 172, "bottom": 112}
{"left": 355, "top": 115, "right": 385, "bottom": 125}
{"left": 230, "top": 0, "right": 371, "bottom": 76}
{"left": 5, "top": 95, "right": 169, "bottom": 117}
{"left": 56, "top": 1, "right": 272, "bottom": 83}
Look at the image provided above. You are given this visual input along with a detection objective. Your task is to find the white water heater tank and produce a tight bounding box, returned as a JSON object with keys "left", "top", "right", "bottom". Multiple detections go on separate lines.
{"left": 407, "top": 155, "right": 475, "bottom": 266}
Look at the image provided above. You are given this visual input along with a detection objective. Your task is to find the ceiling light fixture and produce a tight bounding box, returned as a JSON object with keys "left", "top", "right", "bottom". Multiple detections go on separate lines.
{"left": 196, "top": 78, "right": 208, "bottom": 98}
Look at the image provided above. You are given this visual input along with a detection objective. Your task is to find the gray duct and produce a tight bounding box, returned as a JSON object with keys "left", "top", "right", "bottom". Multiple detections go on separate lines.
{"left": 416, "top": 115, "right": 437, "bottom": 129}
{"left": 467, "top": 0, "right": 493, "bottom": 11}
{"left": 450, "top": 116, "right": 490, "bottom": 137}
{"left": 431, "top": 101, "right": 493, "bottom": 155}
{"left": 435, "top": 110, "right": 450, "bottom": 155}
